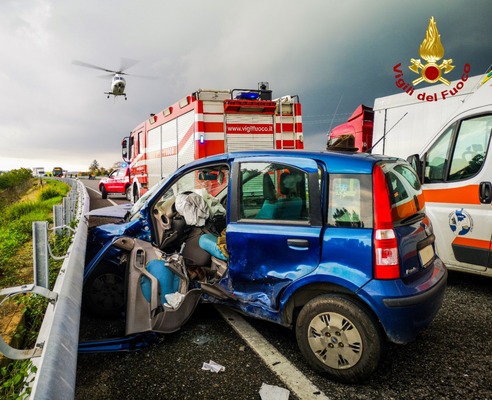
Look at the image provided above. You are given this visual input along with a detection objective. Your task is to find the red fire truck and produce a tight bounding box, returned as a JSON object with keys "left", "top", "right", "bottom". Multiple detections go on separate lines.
{"left": 122, "top": 84, "right": 303, "bottom": 200}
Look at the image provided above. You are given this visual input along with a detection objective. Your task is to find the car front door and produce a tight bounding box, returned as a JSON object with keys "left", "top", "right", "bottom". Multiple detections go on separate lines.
{"left": 224, "top": 156, "right": 322, "bottom": 315}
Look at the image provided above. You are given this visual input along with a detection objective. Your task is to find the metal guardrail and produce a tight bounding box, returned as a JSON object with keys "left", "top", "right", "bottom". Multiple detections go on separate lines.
{"left": 0, "top": 178, "right": 89, "bottom": 399}
{"left": 30, "top": 178, "right": 89, "bottom": 399}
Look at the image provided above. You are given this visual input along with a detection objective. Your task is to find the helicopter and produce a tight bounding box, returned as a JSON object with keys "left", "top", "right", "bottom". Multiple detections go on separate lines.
{"left": 72, "top": 58, "right": 155, "bottom": 100}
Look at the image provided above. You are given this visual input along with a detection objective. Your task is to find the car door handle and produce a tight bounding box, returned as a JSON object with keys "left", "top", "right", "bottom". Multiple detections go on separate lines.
{"left": 287, "top": 239, "right": 309, "bottom": 248}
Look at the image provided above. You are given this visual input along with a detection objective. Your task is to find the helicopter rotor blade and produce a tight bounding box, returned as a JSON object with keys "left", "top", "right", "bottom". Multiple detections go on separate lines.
{"left": 72, "top": 60, "right": 117, "bottom": 74}
{"left": 119, "top": 58, "right": 139, "bottom": 73}
{"left": 97, "top": 73, "right": 116, "bottom": 79}
{"left": 126, "top": 73, "right": 158, "bottom": 80}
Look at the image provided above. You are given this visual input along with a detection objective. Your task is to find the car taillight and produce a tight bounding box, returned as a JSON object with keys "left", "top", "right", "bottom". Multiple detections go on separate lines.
{"left": 373, "top": 165, "right": 400, "bottom": 279}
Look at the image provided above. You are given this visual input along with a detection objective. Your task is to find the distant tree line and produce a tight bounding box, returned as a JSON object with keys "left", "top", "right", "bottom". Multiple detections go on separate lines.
{"left": 0, "top": 168, "right": 34, "bottom": 209}
{"left": 88, "top": 159, "right": 122, "bottom": 177}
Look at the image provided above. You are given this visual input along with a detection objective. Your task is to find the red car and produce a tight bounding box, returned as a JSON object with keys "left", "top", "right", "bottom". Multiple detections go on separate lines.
{"left": 99, "top": 167, "right": 130, "bottom": 200}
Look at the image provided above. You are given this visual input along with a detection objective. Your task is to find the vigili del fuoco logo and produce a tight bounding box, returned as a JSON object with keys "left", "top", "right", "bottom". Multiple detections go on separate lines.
{"left": 393, "top": 16, "right": 471, "bottom": 101}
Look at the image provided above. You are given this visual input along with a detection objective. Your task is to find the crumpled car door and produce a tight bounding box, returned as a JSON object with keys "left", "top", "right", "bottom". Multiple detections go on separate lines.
{"left": 124, "top": 238, "right": 202, "bottom": 335}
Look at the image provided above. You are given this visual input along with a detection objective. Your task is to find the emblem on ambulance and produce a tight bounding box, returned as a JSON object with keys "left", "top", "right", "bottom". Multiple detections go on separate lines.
{"left": 448, "top": 209, "right": 473, "bottom": 236}
{"left": 409, "top": 16, "right": 455, "bottom": 86}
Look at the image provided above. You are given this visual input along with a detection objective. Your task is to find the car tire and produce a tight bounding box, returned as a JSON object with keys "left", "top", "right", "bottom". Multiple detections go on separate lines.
{"left": 125, "top": 185, "right": 131, "bottom": 201}
{"left": 82, "top": 262, "right": 125, "bottom": 318}
{"left": 101, "top": 186, "right": 108, "bottom": 199}
{"left": 295, "top": 294, "right": 383, "bottom": 384}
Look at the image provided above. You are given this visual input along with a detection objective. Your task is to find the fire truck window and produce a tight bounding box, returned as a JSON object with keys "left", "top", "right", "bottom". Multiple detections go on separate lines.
{"left": 448, "top": 115, "right": 492, "bottom": 181}
{"left": 137, "top": 131, "right": 142, "bottom": 155}
{"left": 239, "top": 162, "right": 309, "bottom": 222}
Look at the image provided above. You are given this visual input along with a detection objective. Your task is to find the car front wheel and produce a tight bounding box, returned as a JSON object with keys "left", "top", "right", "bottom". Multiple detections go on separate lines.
{"left": 101, "top": 186, "right": 108, "bottom": 199}
{"left": 83, "top": 262, "right": 125, "bottom": 318}
{"left": 295, "top": 294, "right": 382, "bottom": 384}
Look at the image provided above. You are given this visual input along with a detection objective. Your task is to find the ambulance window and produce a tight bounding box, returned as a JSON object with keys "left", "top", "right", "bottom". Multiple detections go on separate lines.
{"left": 424, "top": 124, "right": 455, "bottom": 183}
{"left": 448, "top": 115, "right": 492, "bottom": 181}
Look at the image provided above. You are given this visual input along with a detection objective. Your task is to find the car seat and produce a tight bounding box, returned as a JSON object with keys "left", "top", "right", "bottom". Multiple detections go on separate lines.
{"left": 276, "top": 172, "right": 303, "bottom": 220}
{"left": 255, "top": 174, "right": 277, "bottom": 219}
{"left": 199, "top": 233, "right": 228, "bottom": 261}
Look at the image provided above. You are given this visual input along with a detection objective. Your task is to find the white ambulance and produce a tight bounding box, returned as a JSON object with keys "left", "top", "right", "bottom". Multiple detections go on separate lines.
{"left": 407, "top": 72, "right": 492, "bottom": 276}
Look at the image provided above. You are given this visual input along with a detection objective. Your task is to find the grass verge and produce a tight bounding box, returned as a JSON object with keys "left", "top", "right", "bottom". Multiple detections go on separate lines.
{"left": 0, "top": 178, "right": 72, "bottom": 399}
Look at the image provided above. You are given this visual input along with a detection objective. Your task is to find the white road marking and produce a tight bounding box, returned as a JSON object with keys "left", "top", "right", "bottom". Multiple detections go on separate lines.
{"left": 85, "top": 186, "right": 118, "bottom": 206}
{"left": 216, "top": 306, "right": 330, "bottom": 400}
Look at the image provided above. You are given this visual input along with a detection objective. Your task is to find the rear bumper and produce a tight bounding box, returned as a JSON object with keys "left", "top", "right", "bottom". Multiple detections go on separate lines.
{"left": 359, "top": 258, "right": 448, "bottom": 344}
{"left": 383, "top": 266, "right": 448, "bottom": 308}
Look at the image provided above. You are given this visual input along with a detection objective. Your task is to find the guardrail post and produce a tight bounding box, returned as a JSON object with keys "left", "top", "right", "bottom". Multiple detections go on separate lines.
{"left": 63, "top": 196, "right": 69, "bottom": 224}
{"left": 32, "top": 221, "right": 50, "bottom": 289}
{"left": 53, "top": 205, "right": 64, "bottom": 237}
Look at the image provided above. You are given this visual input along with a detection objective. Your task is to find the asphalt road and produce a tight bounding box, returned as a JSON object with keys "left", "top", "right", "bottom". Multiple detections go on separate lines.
{"left": 76, "top": 178, "right": 492, "bottom": 399}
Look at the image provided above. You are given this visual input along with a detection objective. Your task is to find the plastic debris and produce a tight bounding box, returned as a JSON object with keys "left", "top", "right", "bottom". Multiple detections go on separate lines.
{"left": 201, "top": 360, "right": 225, "bottom": 373}
{"left": 193, "top": 335, "right": 210, "bottom": 346}
{"left": 259, "top": 383, "right": 290, "bottom": 400}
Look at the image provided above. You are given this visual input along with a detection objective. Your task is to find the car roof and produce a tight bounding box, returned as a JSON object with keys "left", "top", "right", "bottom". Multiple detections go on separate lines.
{"left": 180, "top": 150, "right": 402, "bottom": 175}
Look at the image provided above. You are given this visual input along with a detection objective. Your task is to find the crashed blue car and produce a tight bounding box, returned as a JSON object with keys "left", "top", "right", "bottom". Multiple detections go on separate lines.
{"left": 83, "top": 150, "right": 447, "bottom": 383}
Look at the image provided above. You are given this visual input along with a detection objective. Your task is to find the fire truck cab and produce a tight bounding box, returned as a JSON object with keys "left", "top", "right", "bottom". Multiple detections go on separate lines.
{"left": 122, "top": 84, "right": 303, "bottom": 201}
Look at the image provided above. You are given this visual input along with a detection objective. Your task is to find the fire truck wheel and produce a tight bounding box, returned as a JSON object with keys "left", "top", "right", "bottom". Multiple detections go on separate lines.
{"left": 101, "top": 186, "right": 108, "bottom": 199}
{"left": 132, "top": 185, "right": 139, "bottom": 203}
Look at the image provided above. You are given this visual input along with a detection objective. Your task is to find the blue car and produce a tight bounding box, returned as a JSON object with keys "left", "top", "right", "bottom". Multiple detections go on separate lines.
{"left": 83, "top": 150, "right": 447, "bottom": 383}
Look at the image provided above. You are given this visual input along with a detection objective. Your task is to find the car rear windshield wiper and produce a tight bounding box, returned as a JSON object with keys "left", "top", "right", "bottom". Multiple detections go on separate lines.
{"left": 397, "top": 211, "right": 426, "bottom": 226}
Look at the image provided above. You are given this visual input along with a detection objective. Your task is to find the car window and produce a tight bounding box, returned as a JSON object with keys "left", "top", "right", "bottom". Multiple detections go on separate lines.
{"left": 239, "top": 162, "right": 309, "bottom": 222}
{"left": 327, "top": 174, "right": 372, "bottom": 228}
{"left": 393, "top": 164, "right": 420, "bottom": 190}
{"left": 380, "top": 161, "right": 423, "bottom": 223}
{"left": 129, "top": 166, "right": 229, "bottom": 222}
{"left": 156, "top": 165, "right": 229, "bottom": 204}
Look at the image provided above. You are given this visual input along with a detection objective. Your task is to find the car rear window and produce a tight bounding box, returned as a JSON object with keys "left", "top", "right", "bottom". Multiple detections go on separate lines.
{"left": 379, "top": 161, "right": 424, "bottom": 224}
{"left": 327, "top": 174, "right": 372, "bottom": 228}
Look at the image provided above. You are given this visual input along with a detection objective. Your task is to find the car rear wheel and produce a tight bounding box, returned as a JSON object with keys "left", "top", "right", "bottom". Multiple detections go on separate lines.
{"left": 101, "top": 186, "right": 108, "bottom": 199}
{"left": 83, "top": 262, "right": 125, "bottom": 318}
{"left": 295, "top": 294, "right": 382, "bottom": 384}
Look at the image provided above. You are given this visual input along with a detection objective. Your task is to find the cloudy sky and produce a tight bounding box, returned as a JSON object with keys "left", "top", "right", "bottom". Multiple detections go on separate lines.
{"left": 1, "top": 0, "right": 491, "bottom": 172}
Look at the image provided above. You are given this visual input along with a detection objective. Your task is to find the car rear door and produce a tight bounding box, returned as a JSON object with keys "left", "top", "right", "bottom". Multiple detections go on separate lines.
{"left": 225, "top": 156, "right": 322, "bottom": 313}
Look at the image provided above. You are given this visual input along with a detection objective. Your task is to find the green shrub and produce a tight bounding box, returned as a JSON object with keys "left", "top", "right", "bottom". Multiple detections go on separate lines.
{"left": 37, "top": 187, "right": 62, "bottom": 201}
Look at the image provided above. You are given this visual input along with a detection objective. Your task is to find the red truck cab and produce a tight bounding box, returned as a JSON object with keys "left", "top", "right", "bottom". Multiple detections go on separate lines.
{"left": 99, "top": 166, "right": 130, "bottom": 200}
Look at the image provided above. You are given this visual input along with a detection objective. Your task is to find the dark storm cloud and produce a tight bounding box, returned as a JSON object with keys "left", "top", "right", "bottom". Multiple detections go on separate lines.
{"left": 0, "top": 0, "right": 491, "bottom": 169}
